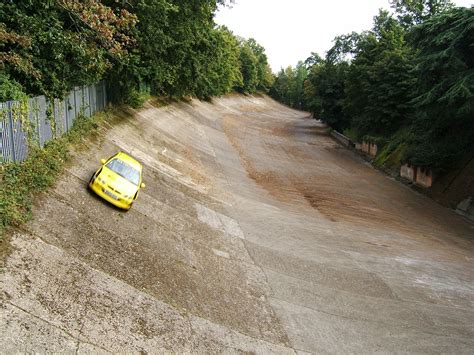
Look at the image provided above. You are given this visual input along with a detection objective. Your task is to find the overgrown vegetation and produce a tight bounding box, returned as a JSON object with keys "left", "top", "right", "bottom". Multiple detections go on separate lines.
{"left": 270, "top": 0, "right": 473, "bottom": 173}
{"left": 0, "top": 0, "right": 272, "bottom": 104}
{"left": 0, "top": 0, "right": 277, "bottom": 249}
{"left": 0, "top": 111, "right": 106, "bottom": 243}
{"left": 0, "top": 0, "right": 276, "bottom": 259}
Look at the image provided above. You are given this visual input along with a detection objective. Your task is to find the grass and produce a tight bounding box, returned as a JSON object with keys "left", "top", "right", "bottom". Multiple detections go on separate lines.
{"left": 342, "top": 126, "right": 409, "bottom": 173}
{"left": 0, "top": 110, "right": 108, "bottom": 259}
{"left": 374, "top": 142, "right": 407, "bottom": 169}
{"left": 149, "top": 97, "right": 170, "bottom": 108}
{"left": 342, "top": 128, "right": 360, "bottom": 142}
{"left": 126, "top": 89, "right": 151, "bottom": 108}
{"left": 373, "top": 129, "right": 410, "bottom": 169}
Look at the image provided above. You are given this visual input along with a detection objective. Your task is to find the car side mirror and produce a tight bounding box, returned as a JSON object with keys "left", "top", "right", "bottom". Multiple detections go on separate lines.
{"left": 140, "top": 183, "right": 146, "bottom": 188}
{"left": 100, "top": 159, "right": 106, "bottom": 165}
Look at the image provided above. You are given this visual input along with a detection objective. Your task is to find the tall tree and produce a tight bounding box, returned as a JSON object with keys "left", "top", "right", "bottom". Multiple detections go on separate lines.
{"left": 1, "top": 0, "right": 270, "bottom": 103}
{"left": 247, "top": 38, "right": 273, "bottom": 91}
{"left": 346, "top": 10, "right": 416, "bottom": 137}
{"left": 237, "top": 40, "right": 258, "bottom": 93}
{"left": 390, "top": 0, "right": 454, "bottom": 26}
{"left": 0, "top": 0, "right": 135, "bottom": 98}
{"left": 303, "top": 36, "right": 353, "bottom": 131}
{"left": 305, "top": 60, "right": 350, "bottom": 131}
{"left": 405, "top": 7, "right": 474, "bottom": 170}
{"left": 105, "top": 0, "right": 173, "bottom": 102}
{"left": 192, "top": 26, "right": 242, "bottom": 98}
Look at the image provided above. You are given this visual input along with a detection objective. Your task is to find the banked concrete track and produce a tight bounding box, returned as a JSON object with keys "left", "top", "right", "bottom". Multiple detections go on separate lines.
{"left": 1, "top": 95, "right": 473, "bottom": 353}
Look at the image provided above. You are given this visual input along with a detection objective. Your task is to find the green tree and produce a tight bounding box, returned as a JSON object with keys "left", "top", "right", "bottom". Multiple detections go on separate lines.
{"left": 303, "top": 37, "right": 353, "bottom": 131}
{"left": 1, "top": 0, "right": 269, "bottom": 104}
{"left": 247, "top": 38, "right": 273, "bottom": 91}
{"left": 269, "top": 68, "right": 288, "bottom": 103}
{"left": 106, "top": 0, "right": 243, "bottom": 101}
{"left": 0, "top": 0, "right": 135, "bottom": 98}
{"left": 305, "top": 59, "right": 350, "bottom": 131}
{"left": 0, "top": 73, "right": 26, "bottom": 102}
{"left": 209, "top": 26, "right": 244, "bottom": 95}
{"left": 105, "top": 0, "right": 174, "bottom": 102}
{"left": 192, "top": 26, "right": 242, "bottom": 98}
{"left": 390, "top": 0, "right": 454, "bottom": 26}
{"left": 405, "top": 7, "right": 474, "bottom": 171}
{"left": 292, "top": 61, "right": 308, "bottom": 109}
{"left": 237, "top": 40, "right": 258, "bottom": 93}
{"left": 270, "top": 65, "right": 305, "bottom": 107}
{"left": 269, "top": 61, "right": 307, "bottom": 109}
{"left": 346, "top": 11, "right": 416, "bottom": 137}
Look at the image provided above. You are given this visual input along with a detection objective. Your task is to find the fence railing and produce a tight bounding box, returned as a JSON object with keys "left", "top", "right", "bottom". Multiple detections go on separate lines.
{"left": 0, "top": 81, "right": 107, "bottom": 163}
{"left": 330, "top": 129, "right": 355, "bottom": 148}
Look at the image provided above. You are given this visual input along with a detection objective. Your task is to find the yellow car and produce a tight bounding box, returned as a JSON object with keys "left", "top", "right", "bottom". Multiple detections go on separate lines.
{"left": 89, "top": 152, "right": 145, "bottom": 210}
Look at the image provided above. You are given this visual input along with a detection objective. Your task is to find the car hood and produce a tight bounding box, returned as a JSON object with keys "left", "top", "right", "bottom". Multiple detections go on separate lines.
{"left": 100, "top": 167, "right": 138, "bottom": 196}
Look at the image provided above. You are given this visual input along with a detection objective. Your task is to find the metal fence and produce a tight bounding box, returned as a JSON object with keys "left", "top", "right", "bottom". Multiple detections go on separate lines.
{"left": 0, "top": 81, "right": 107, "bottom": 163}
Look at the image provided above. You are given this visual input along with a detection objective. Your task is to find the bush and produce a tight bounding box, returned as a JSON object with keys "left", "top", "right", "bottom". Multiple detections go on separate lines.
{"left": 343, "top": 128, "right": 360, "bottom": 142}
{"left": 0, "top": 73, "right": 27, "bottom": 102}
{"left": 0, "top": 111, "right": 106, "bottom": 243}
{"left": 125, "top": 88, "right": 151, "bottom": 109}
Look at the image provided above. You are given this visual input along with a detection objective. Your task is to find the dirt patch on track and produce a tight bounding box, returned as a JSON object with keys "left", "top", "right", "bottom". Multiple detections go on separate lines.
{"left": 221, "top": 99, "right": 474, "bottom": 240}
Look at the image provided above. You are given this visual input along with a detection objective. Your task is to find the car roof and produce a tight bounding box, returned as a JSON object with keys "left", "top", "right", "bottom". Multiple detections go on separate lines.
{"left": 114, "top": 151, "right": 142, "bottom": 169}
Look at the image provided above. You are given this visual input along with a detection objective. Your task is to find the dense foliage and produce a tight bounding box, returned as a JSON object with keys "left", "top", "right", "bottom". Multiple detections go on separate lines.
{"left": 405, "top": 7, "right": 474, "bottom": 170}
{"left": 270, "top": 1, "right": 473, "bottom": 172}
{"left": 270, "top": 61, "right": 307, "bottom": 110}
{"left": 0, "top": 0, "right": 271, "bottom": 102}
{"left": 1, "top": 0, "right": 136, "bottom": 99}
{"left": 0, "top": 109, "right": 107, "bottom": 242}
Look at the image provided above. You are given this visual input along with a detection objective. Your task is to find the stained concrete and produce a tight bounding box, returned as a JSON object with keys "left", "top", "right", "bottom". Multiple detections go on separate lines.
{"left": 1, "top": 95, "right": 473, "bottom": 353}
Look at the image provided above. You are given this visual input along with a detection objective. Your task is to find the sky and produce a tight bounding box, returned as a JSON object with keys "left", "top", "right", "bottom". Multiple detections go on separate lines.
{"left": 214, "top": 0, "right": 473, "bottom": 72}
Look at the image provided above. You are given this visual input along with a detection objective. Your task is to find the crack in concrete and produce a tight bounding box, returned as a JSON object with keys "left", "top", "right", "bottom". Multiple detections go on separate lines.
{"left": 257, "top": 262, "right": 474, "bottom": 317}
{"left": 212, "top": 118, "right": 295, "bottom": 350}
{"left": 10, "top": 229, "right": 297, "bottom": 351}
{"left": 74, "top": 282, "right": 94, "bottom": 354}
{"left": 7, "top": 302, "right": 111, "bottom": 353}
{"left": 269, "top": 296, "right": 474, "bottom": 341}
{"left": 49, "top": 187, "right": 250, "bottom": 263}
{"left": 49, "top": 172, "right": 261, "bottom": 268}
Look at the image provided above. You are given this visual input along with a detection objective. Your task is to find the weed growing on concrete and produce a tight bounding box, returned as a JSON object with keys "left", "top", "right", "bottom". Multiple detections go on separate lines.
{"left": 0, "top": 111, "right": 108, "bottom": 258}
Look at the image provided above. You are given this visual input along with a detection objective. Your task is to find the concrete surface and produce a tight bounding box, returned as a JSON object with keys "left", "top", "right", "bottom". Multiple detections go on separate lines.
{"left": 1, "top": 94, "right": 473, "bottom": 353}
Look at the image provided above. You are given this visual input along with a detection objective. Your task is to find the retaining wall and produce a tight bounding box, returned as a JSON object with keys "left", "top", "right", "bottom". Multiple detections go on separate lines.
{"left": 330, "top": 130, "right": 354, "bottom": 148}
{"left": 415, "top": 167, "right": 433, "bottom": 188}
{"left": 400, "top": 163, "right": 434, "bottom": 188}
{"left": 358, "top": 141, "right": 378, "bottom": 157}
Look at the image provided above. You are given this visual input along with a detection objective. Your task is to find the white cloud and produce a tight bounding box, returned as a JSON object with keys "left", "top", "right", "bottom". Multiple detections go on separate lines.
{"left": 215, "top": 0, "right": 473, "bottom": 72}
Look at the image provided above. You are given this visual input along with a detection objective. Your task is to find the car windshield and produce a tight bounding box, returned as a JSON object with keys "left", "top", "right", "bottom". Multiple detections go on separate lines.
{"left": 106, "top": 158, "right": 140, "bottom": 185}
